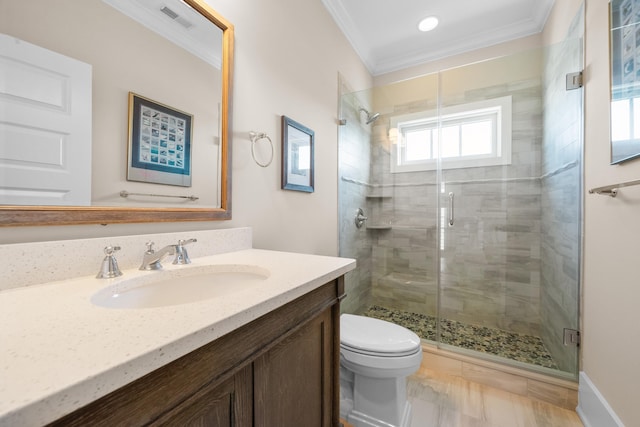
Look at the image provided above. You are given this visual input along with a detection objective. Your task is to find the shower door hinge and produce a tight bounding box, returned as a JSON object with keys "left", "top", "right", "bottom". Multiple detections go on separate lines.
{"left": 566, "top": 71, "right": 583, "bottom": 90}
{"left": 563, "top": 328, "right": 581, "bottom": 347}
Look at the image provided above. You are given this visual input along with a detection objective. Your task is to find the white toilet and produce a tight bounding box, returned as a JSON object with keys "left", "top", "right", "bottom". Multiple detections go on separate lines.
{"left": 340, "top": 314, "right": 423, "bottom": 427}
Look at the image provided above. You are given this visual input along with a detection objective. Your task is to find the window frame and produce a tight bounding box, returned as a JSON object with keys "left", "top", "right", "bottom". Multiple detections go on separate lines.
{"left": 390, "top": 96, "right": 512, "bottom": 173}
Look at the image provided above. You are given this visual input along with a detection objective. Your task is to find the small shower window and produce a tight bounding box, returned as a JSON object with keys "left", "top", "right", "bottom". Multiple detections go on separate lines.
{"left": 390, "top": 96, "right": 512, "bottom": 172}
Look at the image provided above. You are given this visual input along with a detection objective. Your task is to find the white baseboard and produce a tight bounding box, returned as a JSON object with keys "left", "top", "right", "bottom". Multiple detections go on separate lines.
{"left": 577, "top": 372, "right": 625, "bottom": 427}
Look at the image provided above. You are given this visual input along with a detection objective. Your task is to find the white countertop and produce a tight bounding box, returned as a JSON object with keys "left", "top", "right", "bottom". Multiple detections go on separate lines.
{"left": 0, "top": 248, "right": 355, "bottom": 426}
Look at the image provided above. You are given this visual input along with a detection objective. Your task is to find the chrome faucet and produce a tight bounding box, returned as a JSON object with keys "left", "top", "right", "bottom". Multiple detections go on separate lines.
{"left": 96, "top": 245, "right": 123, "bottom": 278}
{"left": 139, "top": 239, "right": 197, "bottom": 270}
{"left": 173, "top": 238, "right": 197, "bottom": 264}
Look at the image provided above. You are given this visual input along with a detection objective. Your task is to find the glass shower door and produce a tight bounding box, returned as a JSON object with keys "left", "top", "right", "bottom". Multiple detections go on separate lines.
{"left": 337, "top": 75, "right": 442, "bottom": 338}
{"left": 365, "top": 75, "right": 441, "bottom": 336}
{"left": 437, "top": 39, "right": 582, "bottom": 378}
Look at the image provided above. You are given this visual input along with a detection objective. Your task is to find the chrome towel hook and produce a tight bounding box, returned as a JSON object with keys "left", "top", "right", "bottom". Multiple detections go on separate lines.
{"left": 249, "top": 131, "right": 274, "bottom": 167}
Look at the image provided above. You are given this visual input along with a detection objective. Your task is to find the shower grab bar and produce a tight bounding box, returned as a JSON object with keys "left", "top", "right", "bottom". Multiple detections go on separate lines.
{"left": 448, "top": 192, "right": 454, "bottom": 226}
{"left": 588, "top": 179, "right": 640, "bottom": 198}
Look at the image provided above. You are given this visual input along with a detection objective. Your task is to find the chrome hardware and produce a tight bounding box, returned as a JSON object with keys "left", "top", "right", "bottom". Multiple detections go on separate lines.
{"left": 139, "top": 239, "right": 197, "bottom": 270}
{"left": 448, "top": 192, "right": 455, "bottom": 226}
{"left": 248, "top": 131, "right": 274, "bottom": 167}
{"left": 591, "top": 188, "right": 618, "bottom": 197}
{"left": 563, "top": 328, "right": 581, "bottom": 347}
{"left": 589, "top": 178, "right": 640, "bottom": 197}
{"left": 173, "top": 238, "right": 197, "bottom": 265}
{"left": 96, "top": 245, "right": 123, "bottom": 279}
{"left": 566, "top": 71, "right": 583, "bottom": 90}
{"left": 355, "top": 208, "right": 368, "bottom": 229}
{"left": 139, "top": 241, "right": 174, "bottom": 271}
{"left": 120, "top": 190, "right": 199, "bottom": 201}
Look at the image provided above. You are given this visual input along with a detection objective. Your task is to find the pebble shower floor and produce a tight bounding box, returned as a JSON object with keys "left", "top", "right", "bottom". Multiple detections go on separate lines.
{"left": 363, "top": 305, "right": 558, "bottom": 369}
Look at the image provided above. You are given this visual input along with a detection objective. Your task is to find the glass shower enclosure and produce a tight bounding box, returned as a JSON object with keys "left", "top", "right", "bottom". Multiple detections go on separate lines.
{"left": 338, "top": 35, "right": 583, "bottom": 379}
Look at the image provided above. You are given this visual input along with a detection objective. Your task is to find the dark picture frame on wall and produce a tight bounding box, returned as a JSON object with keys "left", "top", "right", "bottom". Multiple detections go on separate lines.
{"left": 610, "top": 0, "right": 640, "bottom": 163}
{"left": 127, "top": 92, "right": 193, "bottom": 187}
{"left": 281, "top": 115, "right": 314, "bottom": 193}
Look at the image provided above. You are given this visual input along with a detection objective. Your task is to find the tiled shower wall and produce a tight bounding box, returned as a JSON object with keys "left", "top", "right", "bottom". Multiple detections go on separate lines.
{"left": 540, "top": 22, "right": 583, "bottom": 373}
{"left": 338, "top": 89, "right": 373, "bottom": 314}
{"left": 368, "top": 73, "right": 544, "bottom": 336}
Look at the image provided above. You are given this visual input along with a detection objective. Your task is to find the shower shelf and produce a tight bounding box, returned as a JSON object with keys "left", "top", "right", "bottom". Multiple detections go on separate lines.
{"left": 365, "top": 193, "right": 391, "bottom": 229}
{"left": 366, "top": 224, "right": 392, "bottom": 230}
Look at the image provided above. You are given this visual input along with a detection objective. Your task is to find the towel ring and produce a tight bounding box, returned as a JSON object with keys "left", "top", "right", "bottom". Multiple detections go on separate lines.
{"left": 249, "top": 131, "right": 274, "bottom": 167}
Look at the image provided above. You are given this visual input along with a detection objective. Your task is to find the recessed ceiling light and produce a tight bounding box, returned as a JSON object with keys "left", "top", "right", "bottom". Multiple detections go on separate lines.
{"left": 418, "top": 16, "right": 439, "bottom": 32}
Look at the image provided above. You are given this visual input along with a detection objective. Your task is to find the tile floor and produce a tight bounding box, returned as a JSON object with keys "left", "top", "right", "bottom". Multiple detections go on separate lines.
{"left": 407, "top": 368, "right": 583, "bottom": 427}
{"left": 363, "top": 305, "right": 558, "bottom": 369}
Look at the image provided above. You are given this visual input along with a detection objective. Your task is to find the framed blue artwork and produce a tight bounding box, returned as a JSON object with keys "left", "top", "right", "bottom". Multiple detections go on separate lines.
{"left": 127, "top": 92, "right": 193, "bottom": 186}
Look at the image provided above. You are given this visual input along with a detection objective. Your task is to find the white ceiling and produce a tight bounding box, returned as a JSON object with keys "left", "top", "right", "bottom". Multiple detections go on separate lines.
{"left": 321, "top": 0, "right": 555, "bottom": 76}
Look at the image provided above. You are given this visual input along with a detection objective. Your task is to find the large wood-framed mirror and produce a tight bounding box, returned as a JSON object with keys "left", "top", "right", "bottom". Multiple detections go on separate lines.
{"left": 0, "top": 0, "right": 233, "bottom": 226}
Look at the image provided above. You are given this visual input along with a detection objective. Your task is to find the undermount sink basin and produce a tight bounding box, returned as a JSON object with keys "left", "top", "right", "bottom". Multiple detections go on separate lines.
{"left": 91, "top": 264, "right": 270, "bottom": 309}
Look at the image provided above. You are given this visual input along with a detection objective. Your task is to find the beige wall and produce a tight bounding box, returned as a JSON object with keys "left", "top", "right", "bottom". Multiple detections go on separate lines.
{"left": 374, "top": 34, "right": 543, "bottom": 87}
{"left": 371, "top": 49, "right": 542, "bottom": 115}
{"left": 583, "top": 0, "right": 640, "bottom": 425}
{"left": 212, "top": 0, "right": 371, "bottom": 255}
{"left": 0, "top": 0, "right": 372, "bottom": 254}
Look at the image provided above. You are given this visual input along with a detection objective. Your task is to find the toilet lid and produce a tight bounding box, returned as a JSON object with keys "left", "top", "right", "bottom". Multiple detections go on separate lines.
{"left": 340, "top": 314, "right": 421, "bottom": 356}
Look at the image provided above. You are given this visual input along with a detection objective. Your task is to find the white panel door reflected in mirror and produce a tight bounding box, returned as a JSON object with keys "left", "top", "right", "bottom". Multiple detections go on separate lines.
{"left": 0, "top": 0, "right": 226, "bottom": 209}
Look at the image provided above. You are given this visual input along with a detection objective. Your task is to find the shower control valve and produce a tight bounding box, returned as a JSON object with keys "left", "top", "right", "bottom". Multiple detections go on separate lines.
{"left": 355, "top": 208, "right": 368, "bottom": 229}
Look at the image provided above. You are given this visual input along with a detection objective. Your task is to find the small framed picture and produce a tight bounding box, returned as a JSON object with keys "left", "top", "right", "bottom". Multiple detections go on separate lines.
{"left": 281, "top": 116, "right": 314, "bottom": 193}
{"left": 127, "top": 92, "right": 193, "bottom": 187}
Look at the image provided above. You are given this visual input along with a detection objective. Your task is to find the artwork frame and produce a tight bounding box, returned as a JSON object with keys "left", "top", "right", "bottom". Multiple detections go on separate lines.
{"left": 127, "top": 92, "right": 193, "bottom": 187}
{"left": 610, "top": 0, "right": 640, "bottom": 164}
{"left": 281, "top": 116, "right": 314, "bottom": 193}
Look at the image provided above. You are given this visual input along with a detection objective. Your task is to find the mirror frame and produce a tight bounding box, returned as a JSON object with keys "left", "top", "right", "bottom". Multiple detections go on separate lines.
{"left": 0, "top": 0, "right": 233, "bottom": 226}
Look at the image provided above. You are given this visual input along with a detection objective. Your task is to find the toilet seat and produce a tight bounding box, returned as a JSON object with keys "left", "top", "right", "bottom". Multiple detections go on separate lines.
{"left": 340, "top": 342, "right": 420, "bottom": 358}
{"left": 340, "top": 314, "right": 421, "bottom": 357}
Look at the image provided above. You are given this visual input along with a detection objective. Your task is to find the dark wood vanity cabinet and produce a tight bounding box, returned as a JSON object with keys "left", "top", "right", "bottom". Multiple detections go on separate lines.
{"left": 48, "top": 278, "right": 344, "bottom": 427}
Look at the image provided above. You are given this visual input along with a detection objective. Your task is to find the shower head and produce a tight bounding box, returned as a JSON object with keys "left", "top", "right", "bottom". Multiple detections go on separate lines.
{"left": 366, "top": 112, "right": 380, "bottom": 124}
{"left": 359, "top": 108, "right": 380, "bottom": 125}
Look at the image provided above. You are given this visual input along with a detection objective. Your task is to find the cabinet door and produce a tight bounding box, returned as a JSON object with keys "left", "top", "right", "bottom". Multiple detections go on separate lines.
{"left": 253, "top": 307, "right": 334, "bottom": 427}
{"left": 150, "top": 365, "right": 252, "bottom": 427}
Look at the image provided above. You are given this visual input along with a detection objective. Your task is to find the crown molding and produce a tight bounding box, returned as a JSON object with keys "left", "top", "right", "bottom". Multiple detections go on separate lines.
{"left": 321, "top": 0, "right": 375, "bottom": 74}
{"left": 372, "top": 14, "right": 548, "bottom": 75}
{"left": 322, "top": 0, "right": 555, "bottom": 76}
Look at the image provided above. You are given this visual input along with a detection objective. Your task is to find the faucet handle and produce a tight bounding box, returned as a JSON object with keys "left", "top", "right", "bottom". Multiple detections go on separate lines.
{"left": 178, "top": 238, "right": 197, "bottom": 246}
{"left": 145, "top": 241, "right": 155, "bottom": 254}
{"left": 97, "top": 245, "right": 123, "bottom": 279}
{"left": 105, "top": 245, "right": 121, "bottom": 255}
{"left": 173, "top": 238, "right": 197, "bottom": 265}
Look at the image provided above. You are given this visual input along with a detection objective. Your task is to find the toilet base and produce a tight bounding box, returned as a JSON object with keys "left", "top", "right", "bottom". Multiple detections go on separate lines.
{"left": 343, "top": 401, "right": 412, "bottom": 427}
{"left": 340, "top": 367, "right": 413, "bottom": 427}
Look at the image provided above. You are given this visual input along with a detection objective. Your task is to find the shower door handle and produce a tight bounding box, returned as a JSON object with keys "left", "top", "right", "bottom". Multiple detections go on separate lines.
{"left": 448, "top": 192, "right": 454, "bottom": 226}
